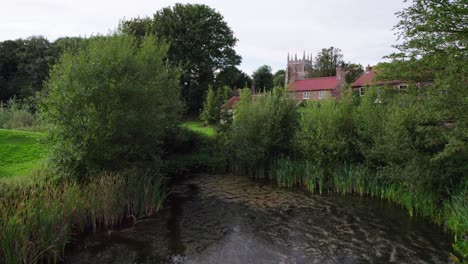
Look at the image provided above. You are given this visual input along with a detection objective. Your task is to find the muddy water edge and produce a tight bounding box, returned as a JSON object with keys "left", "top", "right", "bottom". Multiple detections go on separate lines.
{"left": 65, "top": 174, "right": 453, "bottom": 264}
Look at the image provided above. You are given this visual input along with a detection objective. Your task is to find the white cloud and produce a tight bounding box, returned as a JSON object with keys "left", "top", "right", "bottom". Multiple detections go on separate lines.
{"left": 0, "top": 0, "right": 406, "bottom": 74}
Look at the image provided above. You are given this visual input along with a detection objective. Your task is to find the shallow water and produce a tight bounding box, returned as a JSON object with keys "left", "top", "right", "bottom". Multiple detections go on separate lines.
{"left": 66, "top": 174, "right": 453, "bottom": 263}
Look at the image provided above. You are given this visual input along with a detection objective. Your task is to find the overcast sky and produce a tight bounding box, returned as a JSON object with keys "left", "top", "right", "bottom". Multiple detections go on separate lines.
{"left": 1, "top": 0, "right": 407, "bottom": 74}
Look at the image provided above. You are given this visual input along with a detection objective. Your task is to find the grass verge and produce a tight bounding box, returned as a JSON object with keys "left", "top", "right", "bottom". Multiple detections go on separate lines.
{"left": 180, "top": 120, "right": 215, "bottom": 137}
{"left": 0, "top": 129, "right": 46, "bottom": 178}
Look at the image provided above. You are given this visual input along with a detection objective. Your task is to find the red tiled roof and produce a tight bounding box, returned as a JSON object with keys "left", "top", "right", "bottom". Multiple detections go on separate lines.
{"left": 352, "top": 70, "right": 399, "bottom": 88}
{"left": 227, "top": 96, "right": 240, "bottom": 109}
{"left": 288, "top": 77, "right": 340, "bottom": 92}
{"left": 352, "top": 70, "right": 377, "bottom": 87}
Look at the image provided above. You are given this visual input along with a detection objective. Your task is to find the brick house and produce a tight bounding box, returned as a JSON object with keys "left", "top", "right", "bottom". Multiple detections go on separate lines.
{"left": 352, "top": 65, "right": 412, "bottom": 96}
{"left": 286, "top": 53, "right": 346, "bottom": 102}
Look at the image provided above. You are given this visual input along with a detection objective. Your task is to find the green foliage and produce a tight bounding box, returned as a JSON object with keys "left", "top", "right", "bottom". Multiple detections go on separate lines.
{"left": 0, "top": 168, "right": 165, "bottom": 263}
{"left": 181, "top": 120, "right": 216, "bottom": 137}
{"left": 0, "top": 99, "right": 42, "bottom": 131}
{"left": 41, "top": 34, "right": 182, "bottom": 178}
{"left": 226, "top": 85, "right": 466, "bottom": 258}
{"left": 120, "top": 3, "right": 241, "bottom": 113}
{"left": 164, "top": 152, "right": 227, "bottom": 177}
{"left": 200, "top": 86, "right": 231, "bottom": 125}
{"left": 0, "top": 36, "right": 56, "bottom": 101}
{"left": 229, "top": 88, "right": 297, "bottom": 176}
{"left": 294, "top": 96, "right": 358, "bottom": 168}
{"left": 273, "top": 70, "right": 286, "bottom": 88}
{"left": 344, "top": 63, "right": 364, "bottom": 84}
{"left": 394, "top": 0, "right": 467, "bottom": 58}
{"left": 216, "top": 66, "right": 252, "bottom": 89}
{"left": 252, "top": 65, "right": 274, "bottom": 92}
{"left": 309, "top": 47, "right": 344, "bottom": 77}
{"left": 200, "top": 86, "right": 218, "bottom": 125}
{"left": 0, "top": 129, "right": 45, "bottom": 178}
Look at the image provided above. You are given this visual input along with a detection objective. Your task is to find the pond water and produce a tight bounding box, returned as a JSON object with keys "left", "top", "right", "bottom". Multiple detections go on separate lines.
{"left": 66, "top": 174, "right": 453, "bottom": 263}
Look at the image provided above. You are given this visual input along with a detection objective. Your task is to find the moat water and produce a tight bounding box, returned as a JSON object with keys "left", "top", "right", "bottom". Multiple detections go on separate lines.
{"left": 66, "top": 174, "right": 453, "bottom": 263}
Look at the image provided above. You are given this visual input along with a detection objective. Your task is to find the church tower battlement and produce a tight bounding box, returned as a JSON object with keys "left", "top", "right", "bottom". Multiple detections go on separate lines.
{"left": 285, "top": 51, "right": 313, "bottom": 86}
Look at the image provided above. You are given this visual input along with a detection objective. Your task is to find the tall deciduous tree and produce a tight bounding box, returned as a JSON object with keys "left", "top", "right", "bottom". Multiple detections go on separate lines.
{"left": 216, "top": 66, "right": 252, "bottom": 89}
{"left": 344, "top": 63, "right": 364, "bottom": 84}
{"left": 310, "top": 47, "right": 344, "bottom": 77}
{"left": 120, "top": 4, "right": 241, "bottom": 114}
{"left": 273, "top": 70, "right": 286, "bottom": 88}
{"left": 0, "top": 36, "right": 55, "bottom": 101}
{"left": 252, "top": 65, "right": 274, "bottom": 92}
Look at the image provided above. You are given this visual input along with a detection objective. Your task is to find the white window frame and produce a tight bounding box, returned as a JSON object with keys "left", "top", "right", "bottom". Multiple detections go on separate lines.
{"left": 303, "top": 91, "right": 310, "bottom": 100}
{"left": 319, "top": 91, "right": 326, "bottom": 99}
{"left": 359, "top": 87, "right": 365, "bottom": 96}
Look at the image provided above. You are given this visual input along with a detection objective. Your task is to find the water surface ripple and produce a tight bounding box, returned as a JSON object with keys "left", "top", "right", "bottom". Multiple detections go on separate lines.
{"left": 67, "top": 174, "right": 452, "bottom": 263}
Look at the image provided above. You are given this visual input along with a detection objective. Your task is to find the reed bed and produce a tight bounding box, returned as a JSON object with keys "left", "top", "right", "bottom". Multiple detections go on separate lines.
{"left": 0, "top": 168, "right": 165, "bottom": 263}
{"left": 271, "top": 159, "right": 464, "bottom": 258}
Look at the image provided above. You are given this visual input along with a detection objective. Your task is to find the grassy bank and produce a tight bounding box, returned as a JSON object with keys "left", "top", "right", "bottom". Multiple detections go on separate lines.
{"left": 181, "top": 120, "right": 215, "bottom": 137}
{"left": 0, "top": 129, "right": 46, "bottom": 178}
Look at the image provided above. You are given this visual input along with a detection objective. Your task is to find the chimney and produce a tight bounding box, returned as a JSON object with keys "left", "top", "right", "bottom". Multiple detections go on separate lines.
{"left": 336, "top": 64, "right": 345, "bottom": 79}
{"left": 366, "top": 64, "right": 372, "bottom": 72}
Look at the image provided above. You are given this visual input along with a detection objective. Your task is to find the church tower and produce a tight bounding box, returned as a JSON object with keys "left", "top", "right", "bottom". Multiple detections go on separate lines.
{"left": 285, "top": 51, "right": 313, "bottom": 86}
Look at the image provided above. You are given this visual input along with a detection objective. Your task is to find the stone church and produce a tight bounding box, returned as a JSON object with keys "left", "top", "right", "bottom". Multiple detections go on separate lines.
{"left": 285, "top": 52, "right": 313, "bottom": 85}
{"left": 286, "top": 52, "right": 345, "bottom": 101}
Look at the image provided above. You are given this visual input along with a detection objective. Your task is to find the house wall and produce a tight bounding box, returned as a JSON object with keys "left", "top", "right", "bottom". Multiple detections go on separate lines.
{"left": 293, "top": 90, "right": 332, "bottom": 101}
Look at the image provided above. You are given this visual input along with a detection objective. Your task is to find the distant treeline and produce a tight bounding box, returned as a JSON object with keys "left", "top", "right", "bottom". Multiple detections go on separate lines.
{"left": 0, "top": 36, "right": 91, "bottom": 102}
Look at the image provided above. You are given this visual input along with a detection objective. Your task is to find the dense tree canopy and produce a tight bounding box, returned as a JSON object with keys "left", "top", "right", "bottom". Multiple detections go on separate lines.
{"left": 344, "top": 63, "right": 364, "bottom": 84}
{"left": 0, "top": 36, "right": 56, "bottom": 101}
{"left": 41, "top": 35, "right": 182, "bottom": 177}
{"left": 376, "top": 0, "right": 468, "bottom": 220}
{"left": 252, "top": 65, "right": 274, "bottom": 92}
{"left": 120, "top": 3, "right": 241, "bottom": 114}
{"left": 394, "top": 0, "right": 467, "bottom": 57}
{"left": 309, "top": 47, "right": 344, "bottom": 77}
{"left": 216, "top": 66, "right": 252, "bottom": 89}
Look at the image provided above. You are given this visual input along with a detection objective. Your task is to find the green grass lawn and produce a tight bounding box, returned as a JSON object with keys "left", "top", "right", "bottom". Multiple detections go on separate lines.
{"left": 181, "top": 120, "right": 215, "bottom": 137}
{"left": 0, "top": 129, "right": 46, "bottom": 178}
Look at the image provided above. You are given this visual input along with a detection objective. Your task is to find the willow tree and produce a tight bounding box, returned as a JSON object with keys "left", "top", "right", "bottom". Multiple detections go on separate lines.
{"left": 42, "top": 34, "right": 182, "bottom": 178}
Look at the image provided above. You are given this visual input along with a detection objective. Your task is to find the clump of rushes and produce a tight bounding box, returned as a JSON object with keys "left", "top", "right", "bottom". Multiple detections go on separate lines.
{"left": 0, "top": 168, "right": 165, "bottom": 263}
{"left": 444, "top": 186, "right": 468, "bottom": 261}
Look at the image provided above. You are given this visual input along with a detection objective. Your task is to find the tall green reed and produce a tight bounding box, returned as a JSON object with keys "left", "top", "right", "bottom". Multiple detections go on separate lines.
{"left": 0, "top": 168, "right": 165, "bottom": 263}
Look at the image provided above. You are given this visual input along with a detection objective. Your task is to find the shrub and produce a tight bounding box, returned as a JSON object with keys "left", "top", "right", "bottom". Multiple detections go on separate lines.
{"left": 294, "top": 94, "right": 358, "bottom": 168}
{"left": 200, "top": 85, "right": 231, "bottom": 125}
{"left": 41, "top": 34, "right": 183, "bottom": 178}
{"left": 0, "top": 99, "right": 42, "bottom": 131}
{"left": 229, "top": 87, "right": 297, "bottom": 177}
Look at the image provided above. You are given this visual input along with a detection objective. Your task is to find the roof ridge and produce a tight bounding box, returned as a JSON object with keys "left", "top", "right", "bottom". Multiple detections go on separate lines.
{"left": 297, "top": 76, "right": 338, "bottom": 81}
